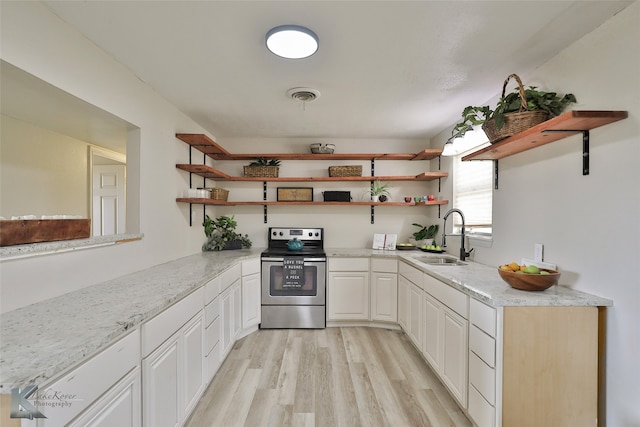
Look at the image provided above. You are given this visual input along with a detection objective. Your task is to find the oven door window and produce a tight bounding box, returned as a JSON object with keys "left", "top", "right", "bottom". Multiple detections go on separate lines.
{"left": 269, "top": 264, "right": 317, "bottom": 296}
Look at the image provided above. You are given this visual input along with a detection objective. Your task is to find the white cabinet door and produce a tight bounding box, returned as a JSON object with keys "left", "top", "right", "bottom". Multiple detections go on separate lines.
{"left": 441, "top": 305, "right": 468, "bottom": 407}
{"left": 232, "top": 281, "right": 242, "bottom": 338}
{"left": 69, "top": 368, "right": 141, "bottom": 427}
{"left": 142, "top": 311, "right": 205, "bottom": 427}
{"left": 220, "top": 286, "right": 234, "bottom": 358}
{"left": 242, "top": 272, "right": 261, "bottom": 329}
{"left": 397, "top": 275, "right": 409, "bottom": 330}
{"left": 371, "top": 271, "right": 397, "bottom": 322}
{"left": 143, "top": 335, "right": 180, "bottom": 427}
{"left": 327, "top": 272, "right": 369, "bottom": 320}
{"left": 423, "top": 292, "right": 441, "bottom": 371}
{"left": 407, "top": 282, "right": 423, "bottom": 348}
{"left": 182, "top": 314, "right": 205, "bottom": 418}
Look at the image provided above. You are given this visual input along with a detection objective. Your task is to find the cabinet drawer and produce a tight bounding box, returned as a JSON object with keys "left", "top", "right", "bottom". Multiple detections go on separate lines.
{"left": 470, "top": 298, "right": 496, "bottom": 337}
{"left": 329, "top": 257, "right": 369, "bottom": 272}
{"left": 204, "top": 276, "right": 220, "bottom": 305}
{"left": 205, "top": 316, "right": 220, "bottom": 355}
{"left": 398, "top": 261, "right": 423, "bottom": 287}
{"left": 141, "top": 287, "right": 204, "bottom": 357}
{"left": 241, "top": 258, "right": 261, "bottom": 276}
{"left": 205, "top": 296, "right": 220, "bottom": 327}
{"left": 424, "top": 274, "right": 468, "bottom": 318}
{"left": 468, "top": 383, "right": 495, "bottom": 427}
{"left": 469, "top": 325, "right": 496, "bottom": 367}
{"left": 469, "top": 351, "right": 495, "bottom": 405}
{"left": 220, "top": 263, "right": 241, "bottom": 292}
{"left": 371, "top": 257, "right": 397, "bottom": 273}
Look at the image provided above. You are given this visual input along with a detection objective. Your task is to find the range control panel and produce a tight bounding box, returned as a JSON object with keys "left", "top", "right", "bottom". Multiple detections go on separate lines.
{"left": 268, "top": 227, "right": 323, "bottom": 242}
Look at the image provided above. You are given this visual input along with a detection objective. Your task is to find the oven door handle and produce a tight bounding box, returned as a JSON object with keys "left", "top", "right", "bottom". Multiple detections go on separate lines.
{"left": 261, "top": 257, "right": 326, "bottom": 262}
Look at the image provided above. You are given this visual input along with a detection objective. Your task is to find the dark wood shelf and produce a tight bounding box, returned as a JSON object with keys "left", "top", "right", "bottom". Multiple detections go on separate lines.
{"left": 462, "top": 110, "right": 628, "bottom": 161}
{"left": 176, "top": 198, "right": 448, "bottom": 207}
{"left": 176, "top": 164, "right": 447, "bottom": 182}
{"left": 176, "top": 133, "right": 442, "bottom": 161}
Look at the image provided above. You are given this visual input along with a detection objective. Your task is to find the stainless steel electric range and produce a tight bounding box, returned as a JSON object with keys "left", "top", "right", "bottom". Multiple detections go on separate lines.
{"left": 260, "top": 227, "right": 326, "bottom": 329}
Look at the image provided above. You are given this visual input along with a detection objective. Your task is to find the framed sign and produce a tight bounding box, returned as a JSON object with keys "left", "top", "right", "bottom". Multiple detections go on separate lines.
{"left": 277, "top": 187, "right": 314, "bottom": 202}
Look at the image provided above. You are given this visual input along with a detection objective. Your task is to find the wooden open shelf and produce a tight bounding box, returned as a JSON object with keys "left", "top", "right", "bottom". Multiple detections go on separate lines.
{"left": 176, "top": 164, "right": 447, "bottom": 182}
{"left": 176, "top": 133, "right": 442, "bottom": 161}
{"left": 462, "top": 110, "right": 628, "bottom": 161}
{"left": 176, "top": 198, "right": 448, "bottom": 207}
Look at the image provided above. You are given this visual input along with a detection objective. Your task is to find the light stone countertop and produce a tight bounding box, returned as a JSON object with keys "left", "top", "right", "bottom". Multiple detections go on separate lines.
{"left": 1, "top": 246, "right": 611, "bottom": 392}
{"left": 0, "top": 248, "right": 263, "bottom": 391}
{"left": 325, "top": 248, "right": 613, "bottom": 308}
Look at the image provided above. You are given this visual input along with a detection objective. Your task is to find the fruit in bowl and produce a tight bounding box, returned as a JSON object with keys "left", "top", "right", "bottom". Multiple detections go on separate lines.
{"left": 498, "top": 262, "right": 560, "bottom": 291}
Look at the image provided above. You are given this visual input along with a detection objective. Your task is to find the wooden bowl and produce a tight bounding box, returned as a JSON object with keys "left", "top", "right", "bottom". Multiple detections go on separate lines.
{"left": 497, "top": 267, "right": 560, "bottom": 291}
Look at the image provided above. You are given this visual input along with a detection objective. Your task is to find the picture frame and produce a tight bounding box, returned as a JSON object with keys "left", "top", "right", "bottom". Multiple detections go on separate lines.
{"left": 277, "top": 187, "right": 314, "bottom": 202}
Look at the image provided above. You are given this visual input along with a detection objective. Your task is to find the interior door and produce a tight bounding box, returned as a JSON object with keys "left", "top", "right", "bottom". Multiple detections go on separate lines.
{"left": 92, "top": 164, "right": 125, "bottom": 235}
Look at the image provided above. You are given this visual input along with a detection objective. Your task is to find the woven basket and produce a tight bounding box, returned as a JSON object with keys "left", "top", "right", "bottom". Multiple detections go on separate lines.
{"left": 210, "top": 188, "right": 229, "bottom": 201}
{"left": 482, "top": 74, "right": 550, "bottom": 143}
{"left": 243, "top": 165, "right": 279, "bottom": 178}
{"left": 328, "top": 165, "right": 362, "bottom": 177}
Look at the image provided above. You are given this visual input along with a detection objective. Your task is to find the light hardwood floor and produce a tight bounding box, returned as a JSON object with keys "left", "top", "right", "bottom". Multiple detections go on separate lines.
{"left": 186, "top": 327, "right": 472, "bottom": 427}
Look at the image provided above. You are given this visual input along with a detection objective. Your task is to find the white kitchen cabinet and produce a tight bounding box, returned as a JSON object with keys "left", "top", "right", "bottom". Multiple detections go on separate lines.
{"left": 370, "top": 258, "right": 397, "bottom": 323}
{"left": 241, "top": 258, "right": 260, "bottom": 330}
{"left": 142, "top": 310, "right": 204, "bottom": 427}
{"left": 328, "top": 258, "right": 370, "bottom": 321}
{"left": 219, "top": 264, "right": 241, "bottom": 360}
{"left": 204, "top": 277, "right": 221, "bottom": 382}
{"left": 232, "top": 281, "right": 242, "bottom": 338}
{"left": 397, "top": 274, "right": 409, "bottom": 330}
{"left": 34, "top": 330, "right": 140, "bottom": 427}
{"left": 421, "top": 272, "right": 469, "bottom": 409}
{"left": 68, "top": 367, "right": 141, "bottom": 427}
{"left": 407, "top": 281, "right": 423, "bottom": 349}
{"left": 441, "top": 305, "right": 468, "bottom": 406}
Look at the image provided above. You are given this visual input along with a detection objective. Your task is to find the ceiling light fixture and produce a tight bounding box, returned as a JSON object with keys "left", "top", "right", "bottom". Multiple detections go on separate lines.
{"left": 266, "top": 25, "right": 319, "bottom": 59}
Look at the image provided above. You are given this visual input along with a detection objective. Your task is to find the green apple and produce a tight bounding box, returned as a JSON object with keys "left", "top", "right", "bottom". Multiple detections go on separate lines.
{"left": 523, "top": 265, "right": 540, "bottom": 274}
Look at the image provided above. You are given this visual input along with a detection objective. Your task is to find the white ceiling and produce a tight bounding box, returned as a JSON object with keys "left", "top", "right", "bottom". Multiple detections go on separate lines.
{"left": 30, "top": 1, "right": 637, "bottom": 142}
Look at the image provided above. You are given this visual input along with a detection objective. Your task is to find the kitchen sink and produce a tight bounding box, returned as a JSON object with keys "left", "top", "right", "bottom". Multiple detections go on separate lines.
{"left": 415, "top": 256, "right": 467, "bottom": 266}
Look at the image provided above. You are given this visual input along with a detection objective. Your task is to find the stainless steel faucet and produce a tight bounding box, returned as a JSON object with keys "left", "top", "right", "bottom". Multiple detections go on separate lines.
{"left": 442, "top": 208, "right": 473, "bottom": 261}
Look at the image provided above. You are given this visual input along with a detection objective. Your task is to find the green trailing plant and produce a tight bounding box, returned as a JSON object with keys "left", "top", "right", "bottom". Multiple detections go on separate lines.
{"left": 412, "top": 223, "right": 439, "bottom": 241}
{"left": 453, "top": 85, "right": 577, "bottom": 138}
{"left": 202, "top": 214, "right": 252, "bottom": 251}
{"left": 367, "top": 180, "right": 391, "bottom": 201}
{"left": 249, "top": 157, "right": 281, "bottom": 167}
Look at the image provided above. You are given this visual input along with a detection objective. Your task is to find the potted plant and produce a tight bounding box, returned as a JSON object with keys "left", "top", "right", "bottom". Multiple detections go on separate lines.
{"left": 202, "top": 214, "right": 252, "bottom": 251}
{"left": 367, "top": 180, "right": 391, "bottom": 202}
{"left": 453, "top": 74, "right": 577, "bottom": 143}
{"left": 243, "top": 157, "right": 281, "bottom": 178}
{"left": 409, "top": 223, "right": 439, "bottom": 246}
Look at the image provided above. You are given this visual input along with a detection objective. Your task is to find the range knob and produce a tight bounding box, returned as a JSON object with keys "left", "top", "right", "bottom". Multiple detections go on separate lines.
{"left": 315, "top": 232, "right": 319, "bottom": 236}
{"left": 279, "top": 232, "right": 284, "bottom": 236}
{"left": 308, "top": 232, "right": 313, "bottom": 237}
{"left": 272, "top": 231, "right": 277, "bottom": 236}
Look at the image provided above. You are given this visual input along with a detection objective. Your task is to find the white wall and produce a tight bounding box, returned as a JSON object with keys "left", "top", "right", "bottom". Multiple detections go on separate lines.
{"left": 435, "top": 3, "right": 639, "bottom": 425}
{"left": 1, "top": 116, "right": 89, "bottom": 218}
{"left": 0, "top": 2, "right": 208, "bottom": 312}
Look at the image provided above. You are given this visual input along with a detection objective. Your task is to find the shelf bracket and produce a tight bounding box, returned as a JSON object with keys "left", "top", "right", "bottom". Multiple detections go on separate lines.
{"left": 263, "top": 181, "right": 268, "bottom": 223}
{"left": 371, "top": 206, "right": 375, "bottom": 224}
{"left": 541, "top": 129, "right": 590, "bottom": 175}
{"left": 494, "top": 160, "right": 499, "bottom": 190}
{"left": 189, "top": 203, "right": 193, "bottom": 227}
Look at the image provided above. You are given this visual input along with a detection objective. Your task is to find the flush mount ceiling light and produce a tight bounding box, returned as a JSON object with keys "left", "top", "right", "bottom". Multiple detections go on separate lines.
{"left": 266, "top": 25, "right": 319, "bottom": 59}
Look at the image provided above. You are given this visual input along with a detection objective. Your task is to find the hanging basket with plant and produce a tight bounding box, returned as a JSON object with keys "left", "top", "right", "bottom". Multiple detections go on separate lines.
{"left": 202, "top": 214, "right": 252, "bottom": 251}
{"left": 243, "top": 157, "right": 281, "bottom": 178}
{"left": 453, "top": 74, "right": 577, "bottom": 144}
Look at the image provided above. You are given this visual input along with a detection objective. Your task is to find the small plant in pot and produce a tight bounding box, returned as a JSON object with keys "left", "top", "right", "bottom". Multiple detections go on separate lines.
{"left": 202, "top": 214, "right": 252, "bottom": 251}
{"left": 367, "top": 180, "right": 391, "bottom": 202}
{"left": 453, "top": 74, "right": 577, "bottom": 143}
{"left": 410, "top": 223, "right": 439, "bottom": 246}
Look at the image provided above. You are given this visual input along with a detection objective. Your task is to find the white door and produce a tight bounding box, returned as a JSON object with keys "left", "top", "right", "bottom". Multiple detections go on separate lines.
{"left": 142, "top": 337, "right": 180, "bottom": 427}
{"left": 242, "top": 272, "right": 261, "bottom": 329}
{"left": 371, "top": 272, "right": 397, "bottom": 322}
{"left": 92, "top": 165, "right": 125, "bottom": 236}
{"left": 182, "top": 314, "right": 205, "bottom": 418}
{"left": 327, "top": 272, "right": 369, "bottom": 320}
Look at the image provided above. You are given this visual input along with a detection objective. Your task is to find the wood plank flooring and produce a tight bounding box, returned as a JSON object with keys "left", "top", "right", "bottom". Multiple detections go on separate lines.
{"left": 185, "top": 327, "right": 472, "bottom": 427}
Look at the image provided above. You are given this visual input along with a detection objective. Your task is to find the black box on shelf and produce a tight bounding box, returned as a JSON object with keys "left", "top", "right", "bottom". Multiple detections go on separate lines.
{"left": 323, "top": 191, "right": 351, "bottom": 202}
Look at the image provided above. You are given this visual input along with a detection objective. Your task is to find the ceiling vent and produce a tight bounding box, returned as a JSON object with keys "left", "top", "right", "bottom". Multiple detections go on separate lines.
{"left": 287, "top": 87, "right": 320, "bottom": 102}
